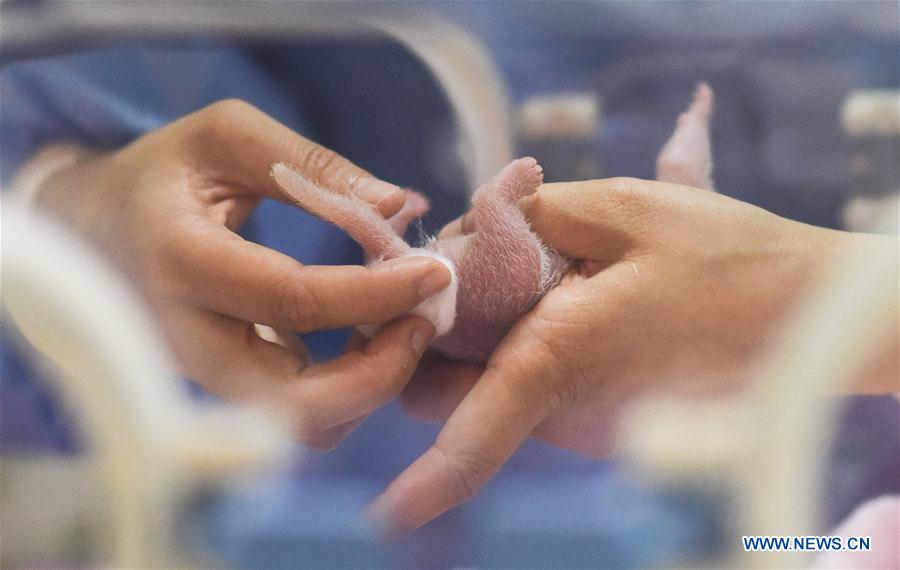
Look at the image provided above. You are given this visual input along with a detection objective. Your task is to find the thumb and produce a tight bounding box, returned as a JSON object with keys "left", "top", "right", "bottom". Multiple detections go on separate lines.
{"left": 521, "top": 178, "right": 660, "bottom": 262}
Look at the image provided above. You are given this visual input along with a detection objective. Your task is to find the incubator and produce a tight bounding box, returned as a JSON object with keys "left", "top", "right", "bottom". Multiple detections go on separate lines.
{"left": 1, "top": 2, "right": 897, "bottom": 568}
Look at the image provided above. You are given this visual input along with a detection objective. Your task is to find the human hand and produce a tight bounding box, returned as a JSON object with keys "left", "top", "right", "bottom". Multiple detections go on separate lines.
{"left": 372, "top": 177, "right": 890, "bottom": 535}
{"left": 26, "top": 100, "right": 451, "bottom": 449}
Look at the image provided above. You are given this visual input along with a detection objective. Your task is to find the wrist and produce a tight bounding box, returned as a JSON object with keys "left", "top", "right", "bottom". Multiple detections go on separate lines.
{"left": 781, "top": 220, "right": 899, "bottom": 394}
{"left": 9, "top": 144, "right": 88, "bottom": 212}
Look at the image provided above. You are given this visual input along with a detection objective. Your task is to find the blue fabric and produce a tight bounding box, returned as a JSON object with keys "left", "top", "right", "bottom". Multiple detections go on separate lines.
{"left": 2, "top": 44, "right": 299, "bottom": 181}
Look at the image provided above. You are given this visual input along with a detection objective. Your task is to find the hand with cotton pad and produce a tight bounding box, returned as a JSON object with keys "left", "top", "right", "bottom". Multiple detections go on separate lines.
{"left": 378, "top": 175, "right": 900, "bottom": 537}
{"left": 371, "top": 84, "right": 899, "bottom": 537}
{"left": 21, "top": 99, "right": 451, "bottom": 450}
{"left": 271, "top": 156, "right": 568, "bottom": 363}
{"left": 268, "top": 83, "right": 711, "bottom": 364}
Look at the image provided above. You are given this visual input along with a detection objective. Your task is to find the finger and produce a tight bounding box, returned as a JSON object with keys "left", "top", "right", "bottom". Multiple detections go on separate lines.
{"left": 303, "top": 323, "right": 418, "bottom": 449}
{"left": 305, "top": 416, "right": 367, "bottom": 451}
{"left": 436, "top": 211, "right": 477, "bottom": 239}
{"left": 401, "top": 354, "right": 482, "bottom": 423}
{"left": 282, "top": 316, "right": 435, "bottom": 443}
{"left": 520, "top": 178, "right": 668, "bottom": 260}
{"left": 398, "top": 357, "right": 598, "bottom": 452}
{"left": 159, "top": 305, "right": 308, "bottom": 404}
{"left": 387, "top": 190, "right": 430, "bottom": 236}
{"left": 187, "top": 99, "right": 405, "bottom": 217}
{"left": 171, "top": 225, "right": 451, "bottom": 332}
{"left": 168, "top": 307, "right": 433, "bottom": 448}
{"left": 437, "top": 217, "right": 463, "bottom": 239}
{"left": 369, "top": 339, "right": 559, "bottom": 537}
{"left": 254, "top": 324, "right": 311, "bottom": 364}
{"left": 345, "top": 330, "right": 370, "bottom": 352}
{"left": 459, "top": 210, "right": 476, "bottom": 235}
{"left": 298, "top": 329, "right": 400, "bottom": 451}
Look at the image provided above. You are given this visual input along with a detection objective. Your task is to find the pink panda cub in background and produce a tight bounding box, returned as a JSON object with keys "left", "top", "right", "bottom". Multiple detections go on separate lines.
{"left": 657, "top": 82, "right": 716, "bottom": 190}
{"left": 270, "top": 82, "right": 717, "bottom": 363}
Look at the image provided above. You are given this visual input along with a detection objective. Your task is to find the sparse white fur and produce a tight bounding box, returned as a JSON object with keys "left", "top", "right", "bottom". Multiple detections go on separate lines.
{"left": 271, "top": 163, "right": 460, "bottom": 337}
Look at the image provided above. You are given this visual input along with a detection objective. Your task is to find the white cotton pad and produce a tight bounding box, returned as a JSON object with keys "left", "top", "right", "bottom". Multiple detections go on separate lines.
{"left": 358, "top": 248, "right": 459, "bottom": 339}
{"left": 404, "top": 248, "right": 458, "bottom": 336}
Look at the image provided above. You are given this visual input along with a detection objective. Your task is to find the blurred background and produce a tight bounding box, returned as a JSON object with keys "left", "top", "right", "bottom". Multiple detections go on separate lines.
{"left": 1, "top": 1, "right": 898, "bottom": 568}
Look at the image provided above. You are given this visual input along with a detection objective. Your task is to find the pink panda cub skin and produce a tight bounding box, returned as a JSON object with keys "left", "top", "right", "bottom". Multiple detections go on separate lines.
{"left": 427, "top": 158, "right": 568, "bottom": 361}
{"left": 814, "top": 496, "right": 899, "bottom": 569}
{"left": 269, "top": 86, "right": 716, "bottom": 363}
{"left": 656, "top": 82, "right": 715, "bottom": 191}
{"left": 271, "top": 157, "right": 567, "bottom": 363}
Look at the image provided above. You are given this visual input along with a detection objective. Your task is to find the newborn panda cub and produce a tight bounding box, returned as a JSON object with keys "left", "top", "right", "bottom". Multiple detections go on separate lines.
{"left": 271, "top": 82, "right": 716, "bottom": 363}
{"left": 271, "top": 157, "right": 567, "bottom": 363}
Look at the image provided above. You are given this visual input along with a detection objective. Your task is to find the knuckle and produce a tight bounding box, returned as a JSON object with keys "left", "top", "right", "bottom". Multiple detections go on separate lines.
{"left": 191, "top": 99, "right": 257, "bottom": 143}
{"left": 497, "top": 327, "right": 580, "bottom": 412}
{"left": 542, "top": 371, "right": 582, "bottom": 412}
{"left": 495, "top": 355, "right": 555, "bottom": 413}
{"left": 602, "top": 177, "right": 653, "bottom": 211}
{"left": 298, "top": 144, "right": 341, "bottom": 186}
{"left": 529, "top": 323, "right": 583, "bottom": 410}
{"left": 204, "top": 98, "right": 255, "bottom": 121}
{"left": 274, "top": 272, "right": 322, "bottom": 332}
{"left": 433, "top": 442, "right": 497, "bottom": 505}
{"left": 600, "top": 176, "right": 642, "bottom": 192}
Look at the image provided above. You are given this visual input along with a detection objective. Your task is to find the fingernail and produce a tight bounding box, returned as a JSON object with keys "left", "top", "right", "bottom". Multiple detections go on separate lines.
{"left": 417, "top": 261, "right": 452, "bottom": 299}
{"left": 373, "top": 257, "right": 451, "bottom": 297}
{"left": 355, "top": 177, "right": 402, "bottom": 204}
{"left": 409, "top": 319, "right": 435, "bottom": 354}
